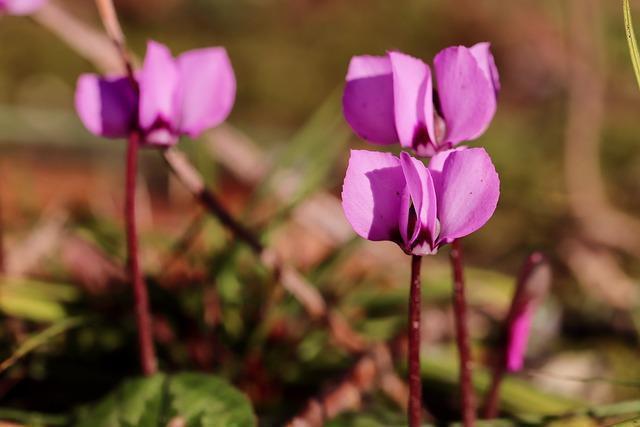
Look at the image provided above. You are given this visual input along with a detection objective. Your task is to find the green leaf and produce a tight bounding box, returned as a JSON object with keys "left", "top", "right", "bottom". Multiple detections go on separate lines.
{"left": 624, "top": 0, "right": 640, "bottom": 90}
{"left": 73, "top": 373, "right": 256, "bottom": 427}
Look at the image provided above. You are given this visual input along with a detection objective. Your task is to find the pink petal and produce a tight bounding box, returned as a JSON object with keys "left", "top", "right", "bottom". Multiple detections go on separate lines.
{"left": 342, "top": 55, "right": 398, "bottom": 145}
{"left": 399, "top": 152, "right": 437, "bottom": 251}
{"left": 427, "top": 146, "right": 466, "bottom": 195}
{"left": 434, "top": 46, "right": 497, "bottom": 145}
{"left": 434, "top": 148, "right": 499, "bottom": 244}
{"left": 341, "top": 150, "right": 406, "bottom": 242}
{"left": 506, "top": 307, "right": 532, "bottom": 372}
{"left": 176, "top": 47, "right": 236, "bottom": 137}
{"left": 469, "top": 42, "right": 500, "bottom": 95}
{"left": 139, "top": 40, "right": 179, "bottom": 132}
{"left": 388, "top": 51, "right": 435, "bottom": 150}
{"left": 2, "top": 0, "right": 46, "bottom": 15}
{"left": 75, "top": 74, "right": 137, "bottom": 138}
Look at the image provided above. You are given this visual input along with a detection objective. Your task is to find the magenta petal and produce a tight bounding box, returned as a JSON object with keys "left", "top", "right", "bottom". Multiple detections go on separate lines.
{"left": 2, "top": 0, "right": 46, "bottom": 15}
{"left": 75, "top": 74, "right": 137, "bottom": 138}
{"left": 176, "top": 47, "right": 236, "bottom": 137}
{"left": 427, "top": 146, "right": 466, "bottom": 196}
{"left": 435, "top": 148, "right": 499, "bottom": 244}
{"left": 139, "top": 40, "right": 179, "bottom": 132}
{"left": 399, "top": 152, "right": 436, "bottom": 248}
{"left": 389, "top": 51, "right": 435, "bottom": 150}
{"left": 469, "top": 42, "right": 500, "bottom": 94}
{"left": 342, "top": 150, "right": 405, "bottom": 242}
{"left": 342, "top": 55, "right": 398, "bottom": 145}
{"left": 506, "top": 307, "right": 532, "bottom": 372}
{"left": 434, "top": 46, "right": 497, "bottom": 145}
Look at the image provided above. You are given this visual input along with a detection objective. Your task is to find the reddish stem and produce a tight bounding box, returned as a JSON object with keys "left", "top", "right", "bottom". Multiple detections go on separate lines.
{"left": 450, "top": 239, "right": 476, "bottom": 427}
{"left": 125, "top": 131, "right": 157, "bottom": 376}
{"left": 483, "top": 366, "right": 503, "bottom": 419}
{"left": 408, "top": 254, "right": 422, "bottom": 427}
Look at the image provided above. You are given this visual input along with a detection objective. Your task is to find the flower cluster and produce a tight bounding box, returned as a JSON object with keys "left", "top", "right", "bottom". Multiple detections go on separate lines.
{"left": 75, "top": 40, "right": 235, "bottom": 147}
{"left": 341, "top": 44, "right": 501, "bottom": 254}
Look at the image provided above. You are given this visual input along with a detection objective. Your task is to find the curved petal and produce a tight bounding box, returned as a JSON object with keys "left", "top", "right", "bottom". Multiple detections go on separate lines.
{"left": 341, "top": 150, "right": 406, "bottom": 242}
{"left": 435, "top": 148, "right": 499, "bottom": 244}
{"left": 434, "top": 46, "right": 497, "bottom": 145}
{"left": 176, "top": 47, "right": 236, "bottom": 137}
{"left": 139, "top": 40, "right": 179, "bottom": 131}
{"left": 389, "top": 51, "right": 435, "bottom": 150}
{"left": 427, "top": 146, "right": 466, "bottom": 196}
{"left": 469, "top": 42, "right": 500, "bottom": 95}
{"left": 75, "top": 74, "right": 137, "bottom": 138}
{"left": 2, "top": 0, "right": 46, "bottom": 15}
{"left": 342, "top": 55, "right": 398, "bottom": 145}
{"left": 399, "top": 152, "right": 436, "bottom": 247}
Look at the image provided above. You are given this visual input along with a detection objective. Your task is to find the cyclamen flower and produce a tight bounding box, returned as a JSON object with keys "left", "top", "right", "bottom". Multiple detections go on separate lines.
{"left": 504, "top": 252, "right": 550, "bottom": 372}
{"left": 75, "top": 40, "right": 235, "bottom": 147}
{"left": 0, "top": 0, "right": 46, "bottom": 15}
{"left": 342, "top": 147, "right": 499, "bottom": 255}
{"left": 343, "top": 43, "right": 499, "bottom": 156}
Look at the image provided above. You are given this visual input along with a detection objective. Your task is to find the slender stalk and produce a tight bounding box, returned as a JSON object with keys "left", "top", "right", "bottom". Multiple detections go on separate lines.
{"left": 408, "top": 255, "right": 422, "bottom": 427}
{"left": 125, "top": 131, "right": 157, "bottom": 376}
{"left": 450, "top": 239, "right": 476, "bottom": 427}
{"left": 482, "top": 366, "right": 503, "bottom": 419}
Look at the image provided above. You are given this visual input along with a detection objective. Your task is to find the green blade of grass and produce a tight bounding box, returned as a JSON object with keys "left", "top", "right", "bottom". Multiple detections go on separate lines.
{"left": 0, "top": 316, "right": 85, "bottom": 374}
{"left": 624, "top": 0, "right": 640, "bottom": 90}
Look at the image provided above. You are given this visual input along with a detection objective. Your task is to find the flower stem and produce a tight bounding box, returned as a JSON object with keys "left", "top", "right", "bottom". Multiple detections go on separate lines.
{"left": 483, "top": 366, "right": 504, "bottom": 419}
{"left": 125, "top": 131, "right": 157, "bottom": 376}
{"left": 450, "top": 239, "right": 476, "bottom": 427}
{"left": 408, "top": 254, "right": 422, "bottom": 427}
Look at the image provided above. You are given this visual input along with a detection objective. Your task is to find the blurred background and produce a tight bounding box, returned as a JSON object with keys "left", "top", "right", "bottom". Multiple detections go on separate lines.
{"left": 1, "top": 0, "right": 640, "bottom": 425}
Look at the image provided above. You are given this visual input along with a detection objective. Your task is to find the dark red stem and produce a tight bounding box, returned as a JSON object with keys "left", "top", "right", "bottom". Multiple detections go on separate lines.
{"left": 126, "top": 131, "right": 157, "bottom": 376}
{"left": 408, "top": 254, "right": 422, "bottom": 427}
{"left": 483, "top": 365, "right": 504, "bottom": 419}
{"left": 450, "top": 239, "right": 476, "bottom": 427}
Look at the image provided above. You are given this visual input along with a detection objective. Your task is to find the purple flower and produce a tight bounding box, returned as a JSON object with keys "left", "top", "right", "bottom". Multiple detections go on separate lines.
{"left": 342, "top": 43, "right": 499, "bottom": 156}
{"left": 505, "top": 308, "right": 531, "bottom": 372}
{"left": 504, "top": 252, "right": 551, "bottom": 372}
{"left": 0, "top": 0, "right": 46, "bottom": 15}
{"left": 75, "top": 40, "right": 235, "bottom": 147}
{"left": 341, "top": 147, "right": 499, "bottom": 255}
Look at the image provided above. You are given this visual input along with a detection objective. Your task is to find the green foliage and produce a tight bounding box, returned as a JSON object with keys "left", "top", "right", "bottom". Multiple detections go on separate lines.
{"left": 73, "top": 373, "right": 256, "bottom": 427}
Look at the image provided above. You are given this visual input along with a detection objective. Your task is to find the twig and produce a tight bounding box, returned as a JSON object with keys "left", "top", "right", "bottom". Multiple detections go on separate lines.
{"left": 450, "top": 239, "right": 476, "bottom": 426}
{"left": 32, "top": 2, "right": 121, "bottom": 73}
{"left": 286, "top": 345, "right": 409, "bottom": 427}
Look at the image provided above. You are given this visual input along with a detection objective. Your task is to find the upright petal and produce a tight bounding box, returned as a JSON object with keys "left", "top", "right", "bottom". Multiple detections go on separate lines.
{"left": 342, "top": 55, "right": 398, "bottom": 145}
{"left": 434, "top": 46, "right": 497, "bottom": 145}
{"left": 389, "top": 51, "right": 435, "bottom": 150}
{"left": 2, "top": 0, "right": 46, "bottom": 15}
{"left": 469, "top": 42, "right": 500, "bottom": 95}
{"left": 75, "top": 74, "right": 137, "bottom": 138}
{"left": 435, "top": 148, "right": 499, "bottom": 244}
{"left": 176, "top": 47, "right": 236, "bottom": 137}
{"left": 139, "top": 41, "right": 179, "bottom": 131}
{"left": 427, "top": 146, "right": 466, "bottom": 196}
{"left": 399, "top": 152, "right": 436, "bottom": 247}
{"left": 342, "top": 150, "right": 405, "bottom": 242}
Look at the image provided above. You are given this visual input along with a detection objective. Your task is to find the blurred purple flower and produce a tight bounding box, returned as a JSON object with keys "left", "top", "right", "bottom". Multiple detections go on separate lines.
{"left": 75, "top": 40, "right": 235, "bottom": 147}
{"left": 504, "top": 252, "right": 551, "bottom": 372}
{"left": 342, "top": 43, "right": 499, "bottom": 156}
{"left": 0, "top": 0, "right": 46, "bottom": 15}
{"left": 505, "top": 307, "right": 531, "bottom": 372}
{"left": 341, "top": 147, "right": 499, "bottom": 255}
